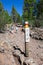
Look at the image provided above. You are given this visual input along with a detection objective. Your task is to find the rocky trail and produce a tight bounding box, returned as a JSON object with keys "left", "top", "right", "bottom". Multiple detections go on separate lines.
{"left": 0, "top": 27, "right": 43, "bottom": 65}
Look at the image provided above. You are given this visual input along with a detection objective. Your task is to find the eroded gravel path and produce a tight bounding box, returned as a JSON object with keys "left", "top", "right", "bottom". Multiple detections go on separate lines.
{"left": 0, "top": 27, "right": 43, "bottom": 65}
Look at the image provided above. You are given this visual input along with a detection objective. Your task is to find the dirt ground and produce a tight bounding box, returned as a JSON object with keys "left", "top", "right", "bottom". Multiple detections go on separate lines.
{"left": 0, "top": 26, "right": 43, "bottom": 65}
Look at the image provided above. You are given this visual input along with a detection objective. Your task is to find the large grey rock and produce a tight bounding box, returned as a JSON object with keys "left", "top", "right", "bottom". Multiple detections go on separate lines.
{"left": 23, "top": 58, "right": 37, "bottom": 65}
{"left": 13, "top": 50, "right": 21, "bottom": 56}
{"left": 13, "top": 49, "right": 25, "bottom": 65}
{"left": 30, "top": 28, "right": 43, "bottom": 40}
{"left": 19, "top": 54, "right": 25, "bottom": 65}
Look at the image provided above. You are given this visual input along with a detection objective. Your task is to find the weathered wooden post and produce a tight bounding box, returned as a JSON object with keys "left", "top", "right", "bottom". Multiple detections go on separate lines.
{"left": 24, "top": 21, "right": 30, "bottom": 57}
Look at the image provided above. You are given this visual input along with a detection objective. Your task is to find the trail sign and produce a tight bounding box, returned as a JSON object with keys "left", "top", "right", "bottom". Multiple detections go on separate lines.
{"left": 25, "top": 21, "right": 30, "bottom": 43}
{"left": 24, "top": 21, "right": 30, "bottom": 57}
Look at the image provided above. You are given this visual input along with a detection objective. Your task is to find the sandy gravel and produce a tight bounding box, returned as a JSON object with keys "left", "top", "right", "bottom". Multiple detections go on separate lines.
{"left": 0, "top": 27, "right": 43, "bottom": 65}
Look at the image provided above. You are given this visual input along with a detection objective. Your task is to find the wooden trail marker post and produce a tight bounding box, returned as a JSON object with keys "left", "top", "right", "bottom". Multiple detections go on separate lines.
{"left": 24, "top": 21, "right": 30, "bottom": 57}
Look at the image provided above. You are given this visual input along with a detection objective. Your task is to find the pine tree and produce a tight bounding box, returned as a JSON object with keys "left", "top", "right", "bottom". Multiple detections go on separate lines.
{"left": 23, "top": 0, "right": 37, "bottom": 21}
{"left": 12, "top": 6, "right": 16, "bottom": 23}
{"left": 37, "top": 0, "right": 43, "bottom": 18}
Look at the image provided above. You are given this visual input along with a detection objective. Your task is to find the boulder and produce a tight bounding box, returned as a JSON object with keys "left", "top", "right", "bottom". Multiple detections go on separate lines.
{"left": 30, "top": 28, "right": 43, "bottom": 40}
{"left": 23, "top": 58, "right": 37, "bottom": 65}
{"left": 13, "top": 48, "right": 25, "bottom": 65}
